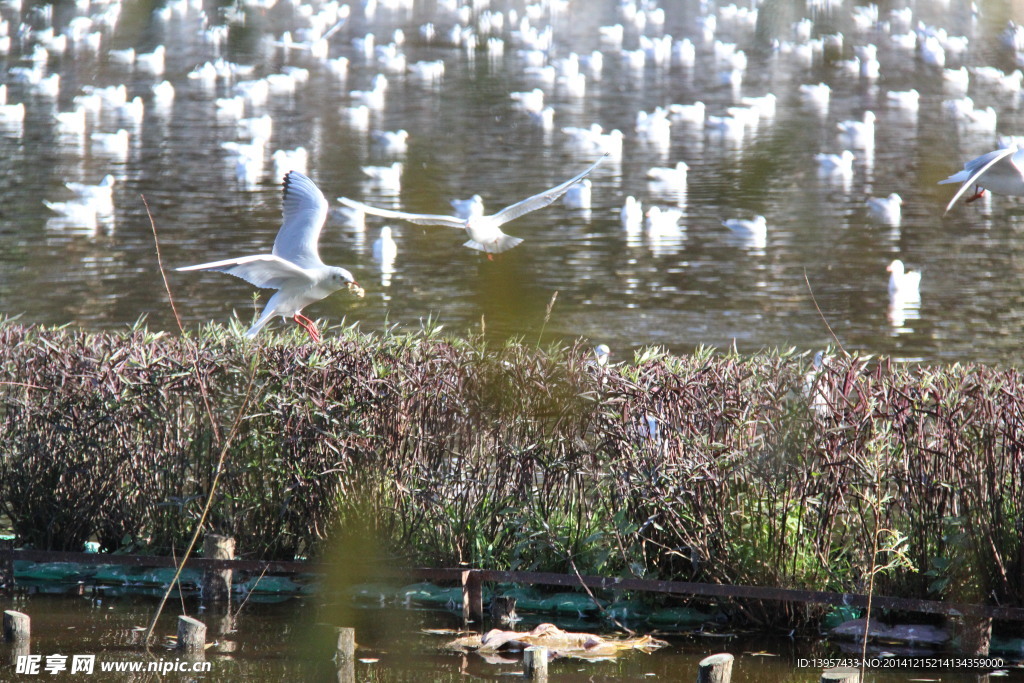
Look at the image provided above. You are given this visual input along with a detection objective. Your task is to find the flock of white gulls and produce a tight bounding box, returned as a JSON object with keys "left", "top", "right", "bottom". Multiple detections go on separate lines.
{"left": 5, "top": 0, "right": 1024, "bottom": 341}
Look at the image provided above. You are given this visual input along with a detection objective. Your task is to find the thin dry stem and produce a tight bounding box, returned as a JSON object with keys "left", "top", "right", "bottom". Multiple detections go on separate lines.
{"left": 141, "top": 195, "right": 256, "bottom": 650}
{"left": 804, "top": 270, "right": 848, "bottom": 357}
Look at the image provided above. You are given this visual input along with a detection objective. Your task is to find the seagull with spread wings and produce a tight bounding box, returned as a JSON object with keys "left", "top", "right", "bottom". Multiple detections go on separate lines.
{"left": 177, "top": 171, "right": 363, "bottom": 341}
{"left": 338, "top": 155, "right": 607, "bottom": 256}
{"left": 939, "top": 144, "right": 1024, "bottom": 214}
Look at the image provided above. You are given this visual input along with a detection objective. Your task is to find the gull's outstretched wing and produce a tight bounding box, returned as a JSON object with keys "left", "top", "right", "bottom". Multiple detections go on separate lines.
{"left": 490, "top": 154, "right": 608, "bottom": 227}
{"left": 177, "top": 254, "right": 314, "bottom": 290}
{"left": 337, "top": 197, "right": 466, "bottom": 229}
{"left": 940, "top": 146, "right": 1020, "bottom": 215}
{"left": 273, "top": 171, "right": 330, "bottom": 269}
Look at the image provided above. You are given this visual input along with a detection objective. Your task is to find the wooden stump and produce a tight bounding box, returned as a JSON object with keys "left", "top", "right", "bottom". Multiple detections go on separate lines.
{"left": 461, "top": 570, "right": 483, "bottom": 624}
{"left": 8, "top": 638, "right": 29, "bottom": 664}
{"left": 202, "top": 534, "right": 234, "bottom": 604}
{"left": 177, "top": 615, "right": 206, "bottom": 653}
{"left": 334, "top": 627, "right": 356, "bottom": 662}
{"left": 333, "top": 628, "right": 356, "bottom": 683}
{"left": 953, "top": 615, "right": 992, "bottom": 656}
{"left": 312, "top": 624, "right": 356, "bottom": 661}
{"left": 335, "top": 659, "right": 355, "bottom": 683}
{"left": 523, "top": 645, "right": 549, "bottom": 680}
{"left": 697, "top": 652, "right": 734, "bottom": 683}
{"left": 3, "top": 610, "right": 29, "bottom": 642}
{"left": 489, "top": 596, "right": 517, "bottom": 624}
{"left": 0, "top": 539, "right": 13, "bottom": 590}
{"left": 821, "top": 667, "right": 860, "bottom": 682}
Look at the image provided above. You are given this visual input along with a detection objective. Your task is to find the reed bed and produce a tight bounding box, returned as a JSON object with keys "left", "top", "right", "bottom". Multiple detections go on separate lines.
{"left": 1, "top": 320, "right": 1021, "bottom": 625}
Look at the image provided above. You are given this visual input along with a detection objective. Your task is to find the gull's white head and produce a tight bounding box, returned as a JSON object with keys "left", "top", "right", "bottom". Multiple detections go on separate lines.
{"left": 329, "top": 267, "right": 364, "bottom": 297}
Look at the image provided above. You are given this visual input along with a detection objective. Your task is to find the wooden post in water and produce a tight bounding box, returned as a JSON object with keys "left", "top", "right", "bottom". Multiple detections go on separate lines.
{"left": 177, "top": 615, "right": 206, "bottom": 653}
{"left": 489, "top": 596, "right": 517, "bottom": 624}
{"left": 0, "top": 539, "right": 13, "bottom": 591}
{"left": 314, "top": 626, "right": 356, "bottom": 683}
{"left": 523, "top": 645, "right": 549, "bottom": 680}
{"left": 336, "top": 660, "right": 355, "bottom": 683}
{"left": 334, "top": 627, "right": 356, "bottom": 662}
{"left": 954, "top": 615, "right": 992, "bottom": 656}
{"left": 312, "top": 624, "right": 356, "bottom": 661}
{"left": 697, "top": 653, "right": 733, "bottom": 683}
{"left": 202, "top": 534, "right": 235, "bottom": 603}
{"left": 461, "top": 569, "right": 483, "bottom": 624}
{"left": 3, "top": 610, "right": 29, "bottom": 642}
{"left": 821, "top": 667, "right": 860, "bottom": 682}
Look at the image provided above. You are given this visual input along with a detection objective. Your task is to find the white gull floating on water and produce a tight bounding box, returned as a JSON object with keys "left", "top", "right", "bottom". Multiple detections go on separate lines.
{"left": 361, "top": 162, "right": 403, "bottom": 193}
{"left": 562, "top": 179, "right": 592, "bottom": 210}
{"left": 887, "top": 259, "right": 921, "bottom": 301}
{"left": 561, "top": 124, "right": 624, "bottom": 158}
{"left": 370, "top": 129, "right": 409, "bottom": 155}
{"left": 815, "top": 150, "right": 855, "bottom": 176}
{"left": 646, "top": 161, "right": 688, "bottom": 188}
{"left": 644, "top": 206, "right": 684, "bottom": 237}
{"left": 65, "top": 174, "right": 115, "bottom": 215}
{"left": 621, "top": 197, "right": 643, "bottom": 231}
{"left": 866, "top": 193, "right": 902, "bottom": 226}
{"left": 837, "top": 111, "right": 875, "bottom": 148}
{"left": 450, "top": 194, "right": 484, "bottom": 220}
{"left": 43, "top": 199, "right": 99, "bottom": 231}
{"left": 723, "top": 215, "right": 767, "bottom": 249}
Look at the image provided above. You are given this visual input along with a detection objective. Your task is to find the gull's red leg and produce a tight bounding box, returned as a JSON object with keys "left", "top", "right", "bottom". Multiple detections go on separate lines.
{"left": 293, "top": 314, "right": 321, "bottom": 342}
{"left": 296, "top": 317, "right": 319, "bottom": 344}
{"left": 292, "top": 314, "right": 310, "bottom": 337}
{"left": 965, "top": 185, "right": 986, "bottom": 203}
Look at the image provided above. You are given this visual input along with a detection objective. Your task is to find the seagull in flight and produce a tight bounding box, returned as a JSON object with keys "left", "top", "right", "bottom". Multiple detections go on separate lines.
{"left": 338, "top": 155, "right": 607, "bottom": 256}
{"left": 939, "top": 144, "right": 1024, "bottom": 214}
{"left": 177, "top": 171, "right": 363, "bottom": 341}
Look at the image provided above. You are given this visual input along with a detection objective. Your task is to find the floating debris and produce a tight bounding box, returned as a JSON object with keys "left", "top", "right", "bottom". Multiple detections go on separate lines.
{"left": 444, "top": 622, "right": 667, "bottom": 659}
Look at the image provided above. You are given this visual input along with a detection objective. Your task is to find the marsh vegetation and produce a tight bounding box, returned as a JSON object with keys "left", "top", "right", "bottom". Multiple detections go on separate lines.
{"left": 2, "top": 320, "right": 1021, "bottom": 628}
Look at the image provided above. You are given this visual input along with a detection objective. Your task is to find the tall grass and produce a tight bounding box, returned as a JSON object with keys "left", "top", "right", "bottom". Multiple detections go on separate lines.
{"left": 1, "top": 320, "right": 1021, "bottom": 626}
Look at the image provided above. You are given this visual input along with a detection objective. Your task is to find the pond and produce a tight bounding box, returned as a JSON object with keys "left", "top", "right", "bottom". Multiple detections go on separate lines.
{"left": 2, "top": 589, "right": 1022, "bottom": 681}
{"left": 2, "top": 1, "right": 1024, "bottom": 363}
{"left": 4, "top": 0, "right": 1024, "bottom": 677}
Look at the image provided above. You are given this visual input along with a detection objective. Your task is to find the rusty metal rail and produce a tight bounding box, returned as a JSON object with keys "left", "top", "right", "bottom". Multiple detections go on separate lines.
{"left": 9, "top": 547, "right": 1024, "bottom": 622}
{"left": 473, "top": 570, "right": 1024, "bottom": 621}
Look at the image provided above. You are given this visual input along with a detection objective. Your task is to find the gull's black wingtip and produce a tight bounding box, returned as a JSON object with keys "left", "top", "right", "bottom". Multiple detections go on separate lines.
{"left": 282, "top": 169, "right": 300, "bottom": 201}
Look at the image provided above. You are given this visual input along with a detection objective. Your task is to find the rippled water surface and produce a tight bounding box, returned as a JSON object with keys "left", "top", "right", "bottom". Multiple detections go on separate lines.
{"left": 3, "top": 0, "right": 1024, "bottom": 364}
{"left": 2, "top": 591, "right": 1022, "bottom": 681}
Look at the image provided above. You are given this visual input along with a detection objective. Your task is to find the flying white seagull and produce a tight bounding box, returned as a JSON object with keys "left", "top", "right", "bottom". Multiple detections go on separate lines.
{"left": 177, "top": 171, "right": 364, "bottom": 341}
{"left": 338, "top": 155, "right": 607, "bottom": 256}
{"left": 939, "top": 144, "right": 1024, "bottom": 214}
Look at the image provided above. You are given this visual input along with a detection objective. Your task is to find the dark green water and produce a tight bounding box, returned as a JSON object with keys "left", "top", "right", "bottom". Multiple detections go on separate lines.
{"left": 3, "top": 1, "right": 1024, "bottom": 363}
{"left": 1, "top": 590, "right": 1021, "bottom": 681}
